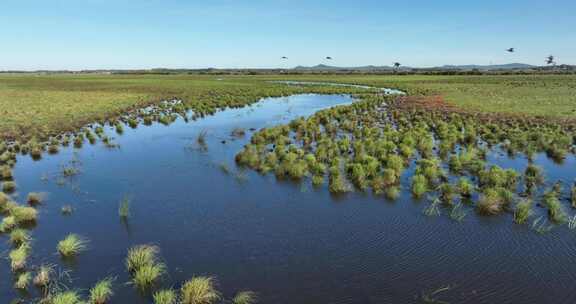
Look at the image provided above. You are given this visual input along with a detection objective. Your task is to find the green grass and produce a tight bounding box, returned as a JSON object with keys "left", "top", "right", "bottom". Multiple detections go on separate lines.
{"left": 57, "top": 233, "right": 88, "bottom": 257}
{"left": 0, "top": 74, "right": 574, "bottom": 143}
{"left": 9, "top": 228, "right": 31, "bottom": 245}
{"left": 14, "top": 271, "right": 31, "bottom": 289}
{"left": 125, "top": 244, "right": 160, "bottom": 272}
{"left": 89, "top": 277, "right": 114, "bottom": 304}
{"left": 51, "top": 290, "right": 83, "bottom": 304}
{"left": 232, "top": 291, "right": 257, "bottom": 304}
{"left": 9, "top": 243, "right": 30, "bottom": 271}
{"left": 153, "top": 289, "right": 177, "bottom": 304}
{"left": 181, "top": 276, "right": 221, "bottom": 304}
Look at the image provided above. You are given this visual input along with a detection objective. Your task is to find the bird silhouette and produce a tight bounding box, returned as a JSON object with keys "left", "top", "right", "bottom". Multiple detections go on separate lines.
{"left": 506, "top": 48, "right": 515, "bottom": 53}
{"left": 325, "top": 56, "right": 333, "bottom": 60}
{"left": 546, "top": 55, "right": 555, "bottom": 65}
{"left": 281, "top": 56, "right": 288, "bottom": 59}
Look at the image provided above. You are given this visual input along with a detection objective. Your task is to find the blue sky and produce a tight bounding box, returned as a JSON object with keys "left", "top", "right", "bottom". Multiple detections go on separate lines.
{"left": 1, "top": 0, "right": 574, "bottom": 70}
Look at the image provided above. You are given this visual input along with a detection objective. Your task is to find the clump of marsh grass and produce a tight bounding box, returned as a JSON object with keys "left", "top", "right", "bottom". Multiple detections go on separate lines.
{"left": 181, "top": 276, "right": 221, "bottom": 304}
{"left": 524, "top": 164, "right": 544, "bottom": 188}
{"left": 15, "top": 271, "right": 31, "bottom": 289}
{"left": 10, "top": 243, "right": 30, "bottom": 271}
{"left": 126, "top": 244, "right": 160, "bottom": 272}
{"left": 411, "top": 174, "right": 428, "bottom": 198}
{"left": 133, "top": 263, "right": 166, "bottom": 290}
{"left": 61, "top": 205, "right": 74, "bottom": 215}
{"left": 57, "top": 234, "right": 88, "bottom": 257}
{"left": 542, "top": 189, "right": 567, "bottom": 224}
{"left": 0, "top": 165, "right": 13, "bottom": 180}
{"left": 476, "top": 188, "right": 507, "bottom": 216}
{"left": 456, "top": 178, "right": 474, "bottom": 197}
{"left": 12, "top": 205, "right": 38, "bottom": 223}
{"left": 89, "top": 277, "right": 115, "bottom": 304}
{"left": 385, "top": 186, "right": 401, "bottom": 200}
{"left": 231, "top": 127, "right": 246, "bottom": 138}
{"left": 2, "top": 181, "right": 16, "bottom": 193}
{"left": 27, "top": 192, "right": 45, "bottom": 205}
{"left": 10, "top": 228, "right": 31, "bottom": 246}
{"left": 153, "top": 289, "right": 177, "bottom": 304}
{"left": 126, "top": 244, "right": 165, "bottom": 289}
{"left": 118, "top": 195, "right": 131, "bottom": 218}
{"left": 1, "top": 215, "right": 17, "bottom": 232}
{"left": 33, "top": 264, "right": 54, "bottom": 287}
{"left": 232, "top": 291, "right": 257, "bottom": 304}
{"left": 514, "top": 199, "right": 533, "bottom": 224}
{"left": 51, "top": 290, "right": 83, "bottom": 304}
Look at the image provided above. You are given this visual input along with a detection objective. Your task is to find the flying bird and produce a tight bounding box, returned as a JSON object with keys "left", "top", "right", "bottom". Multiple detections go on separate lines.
{"left": 506, "top": 48, "right": 515, "bottom": 53}
{"left": 325, "top": 56, "right": 333, "bottom": 60}
{"left": 281, "top": 56, "right": 288, "bottom": 59}
{"left": 546, "top": 55, "right": 555, "bottom": 65}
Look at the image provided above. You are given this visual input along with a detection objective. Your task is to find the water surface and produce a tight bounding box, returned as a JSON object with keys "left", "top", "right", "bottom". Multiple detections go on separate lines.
{"left": 2, "top": 94, "right": 576, "bottom": 304}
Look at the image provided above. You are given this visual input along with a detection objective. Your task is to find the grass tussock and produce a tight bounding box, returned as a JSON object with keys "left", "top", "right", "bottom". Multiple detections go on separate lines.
{"left": 232, "top": 291, "right": 257, "bottom": 304}
{"left": 57, "top": 233, "right": 88, "bottom": 257}
{"left": 153, "top": 289, "right": 177, "bottom": 304}
{"left": 89, "top": 277, "right": 115, "bottom": 304}
{"left": 181, "top": 276, "right": 221, "bottom": 304}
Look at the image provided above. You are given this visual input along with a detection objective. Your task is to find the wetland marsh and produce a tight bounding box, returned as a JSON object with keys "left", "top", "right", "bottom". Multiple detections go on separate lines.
{"left": 2, "top": 75, "right": 576, "bottom": 303}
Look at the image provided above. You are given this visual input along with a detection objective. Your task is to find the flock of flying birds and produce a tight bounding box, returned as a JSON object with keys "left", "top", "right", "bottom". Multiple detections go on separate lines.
{"left": 279, "top": 49, "right": 558, "bottom": 67}
{"left": 506, "top": 47, "right": 556, "bottom": 65}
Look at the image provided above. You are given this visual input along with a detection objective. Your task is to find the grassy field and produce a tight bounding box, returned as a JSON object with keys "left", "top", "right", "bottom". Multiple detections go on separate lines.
{"left": 1, "top": 74, "right": 575, "bottom": 140}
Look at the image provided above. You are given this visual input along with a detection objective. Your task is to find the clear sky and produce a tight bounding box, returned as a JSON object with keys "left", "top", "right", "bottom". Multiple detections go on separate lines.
{"left": 1, "top": 0, "right": 574, "bottom": 70}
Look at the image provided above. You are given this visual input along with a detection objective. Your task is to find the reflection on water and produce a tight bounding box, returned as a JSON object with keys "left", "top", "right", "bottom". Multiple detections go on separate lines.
{"left": 2, "top": 94, "right": 576, "bottom": 304}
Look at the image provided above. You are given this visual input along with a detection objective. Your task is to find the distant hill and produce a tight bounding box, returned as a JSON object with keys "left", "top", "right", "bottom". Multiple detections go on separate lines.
{"left": 438, "top": 63, "right": 536, "bottom": 71}
{"left": 293, "top": 63, "right": 537, "bottom": 71}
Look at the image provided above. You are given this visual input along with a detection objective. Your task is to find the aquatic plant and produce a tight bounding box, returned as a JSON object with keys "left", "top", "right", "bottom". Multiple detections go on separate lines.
{"left": 10, "top": 228, "right": 31, "bottom": 246}
{"left": 57, "top": 234, "right": 88, "bottom": 257}
{"left": 154, "top": 289, "right": 177, "bottom": 304}
{"left": 132, "top": 263, "right": 165, "bottom": 289}
{"left": 411, "top": 174, "right": 428, "bottom": 198}
{"left": 2, "top": 181, "right": 16, "bottom": 193}
{"left": 423, "top": 198, "right": 441, "bottom": 217}
{"left": 33, "top": 264, "right": 54, "bottom": 287}
{"left": 0, "top": 165, "right": 12, "bottom": 180}
{"left": 118, "top": 195, "right": 131, "bottom": 218}
{"left": 449, "top": 203, "right": 467, "bottom": 222}
{"left": 11, "top": 205, "right": 38, "bottom": 223}
{"left": 27, "top": 192, "right": 44, "bottom": 205}
{"left": 456, "top": 178, "right": 474, "bottom": 197}
{"left": 126, "top": 244, "right": 160, "bottom": 272}
{"left": 232, "top": 291, "right": 257, "bottom": 304}
{"left": 181, "top": 276, "right": 221, "bottom": 304}
{"left": 89, "top": 277, "right": 115, "bottom": 304}
{"left": 0, "top": 215, "right": 16, "bottom": 232}
{"left": 15, "top": 271, "right": 31, "bottom": 289}
{"left": 51, "top": 290, "right": 83, "bottom": 304}
{"left": 514, "top": 199, "right": 533, "bottom": 224}
{"left": 477, "top": 188, "right": 505, "bottom": 215}
{"left": 61, "top": 205, "right": 74, "bottom": 215}
{"left": 9, "top": 243, "right": 30, "bottom": 271}
{"left": 542, "top": 190, "right": 567, "bottom": 224}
